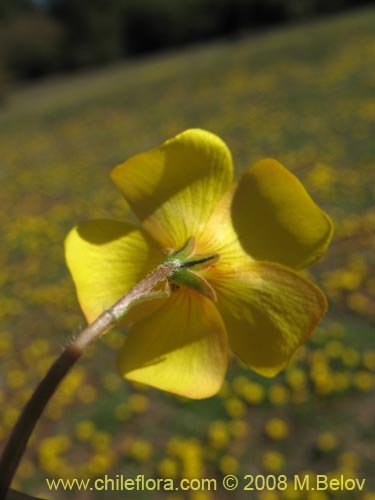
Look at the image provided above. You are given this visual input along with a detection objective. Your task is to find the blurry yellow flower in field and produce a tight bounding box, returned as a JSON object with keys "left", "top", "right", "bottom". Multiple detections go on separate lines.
{"left": 316, "top": 431, "right": 339, "bottom": 452}
{"left": 262, "top": 450, "right": 285, "bottom": 472}
{"left": 225, "top": 396, "right": 246, "bottom": 417}
{"left": 158, "top": 457, "right": 179, "bottom": 478}
{"left": 65, "top": 129, "right": 333, "bottom": 398}
{"left": 219, "top": 455, "right": 239, "bottom": 474}
{"left": 129, "top": 439, "right": 152, "bottom": 462}
{"left": 241, "top": 381, "right": 265, "bottom": 404}
{"left": 208, "top": 421, "right": 230, "bottom": 449}
{"left": 265, "top": 418, "right": 289, "bottom": 440}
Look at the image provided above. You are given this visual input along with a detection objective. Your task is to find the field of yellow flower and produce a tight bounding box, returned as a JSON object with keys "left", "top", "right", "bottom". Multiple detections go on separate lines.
{"left": 0, "top": 7, "right": 374, "bottom": 500}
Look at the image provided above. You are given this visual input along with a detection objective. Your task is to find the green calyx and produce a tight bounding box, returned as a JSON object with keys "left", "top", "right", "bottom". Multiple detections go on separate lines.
{"left": 164, "top": 237, "right": 219, "bottom": 301}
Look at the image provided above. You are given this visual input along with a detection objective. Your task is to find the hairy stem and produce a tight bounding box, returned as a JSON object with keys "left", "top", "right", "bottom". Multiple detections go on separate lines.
{"left": 0, "top": 261, "right": 178, "bottom": 499}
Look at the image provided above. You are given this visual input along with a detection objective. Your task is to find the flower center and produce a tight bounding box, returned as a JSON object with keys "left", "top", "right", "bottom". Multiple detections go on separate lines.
{"left": 164, "top": 237, "right": 219, "bottom": 301}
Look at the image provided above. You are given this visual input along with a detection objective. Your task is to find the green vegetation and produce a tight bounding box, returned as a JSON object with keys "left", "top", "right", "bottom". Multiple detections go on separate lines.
{"left": 0, "top": 0, "right": 371, "bottom": 85}
{"left": 0, "top": 8, "right": 374, "bottom": 499}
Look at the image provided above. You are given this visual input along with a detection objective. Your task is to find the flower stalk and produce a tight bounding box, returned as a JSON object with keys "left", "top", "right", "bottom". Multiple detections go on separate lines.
{"left": 0, "top": 261, "right": 178, "bottom": 500}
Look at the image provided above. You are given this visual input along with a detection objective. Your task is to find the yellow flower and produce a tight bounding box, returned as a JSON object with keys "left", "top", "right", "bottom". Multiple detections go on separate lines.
{"left": 65, "top": 129, "right": 333, "bottom": 399}
{"left": 264, "top": 418, "right": 289, "bottom": 440}
{"left": 262, "top": 451, "right": 285, "bottom": 472}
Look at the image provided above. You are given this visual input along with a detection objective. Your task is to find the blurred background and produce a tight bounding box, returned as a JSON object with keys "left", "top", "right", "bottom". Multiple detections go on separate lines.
{"left": 0, "top": 0, "right": 373, "bottom": 91}
{"left": 0, "top": 1, "right": 374, "bottom": 499}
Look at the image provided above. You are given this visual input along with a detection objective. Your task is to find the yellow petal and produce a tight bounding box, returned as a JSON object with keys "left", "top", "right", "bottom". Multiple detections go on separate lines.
{"left": 212, "top": 260, "right": 327, "bottom": 377}
{"left": 65, "top": 220, "right": 163, "bottom": 324}
{"left": 117, "top": 288, "right": 228, "bottom": 399}
{"left": 199, "top": 185, "right": 251, "bottom": 271}
{"left": 231, "top": 159, "right": 334, "bottom": 268}
{"left": 111, "top": 129, "right": 233, "bottom": 249}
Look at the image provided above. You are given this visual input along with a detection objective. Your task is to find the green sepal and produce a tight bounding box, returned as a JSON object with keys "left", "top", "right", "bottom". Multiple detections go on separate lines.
{"left": 180, "top": 253, "right": 219, "bottom": 270}
{"left": 165, "top": 236, "right": 196, "bottom": 263}
{"left": 171, "top": 268, "right": 217, "bottom": 301}
{"left": 163, "top": 237, "right": 219, "bottom": 301}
